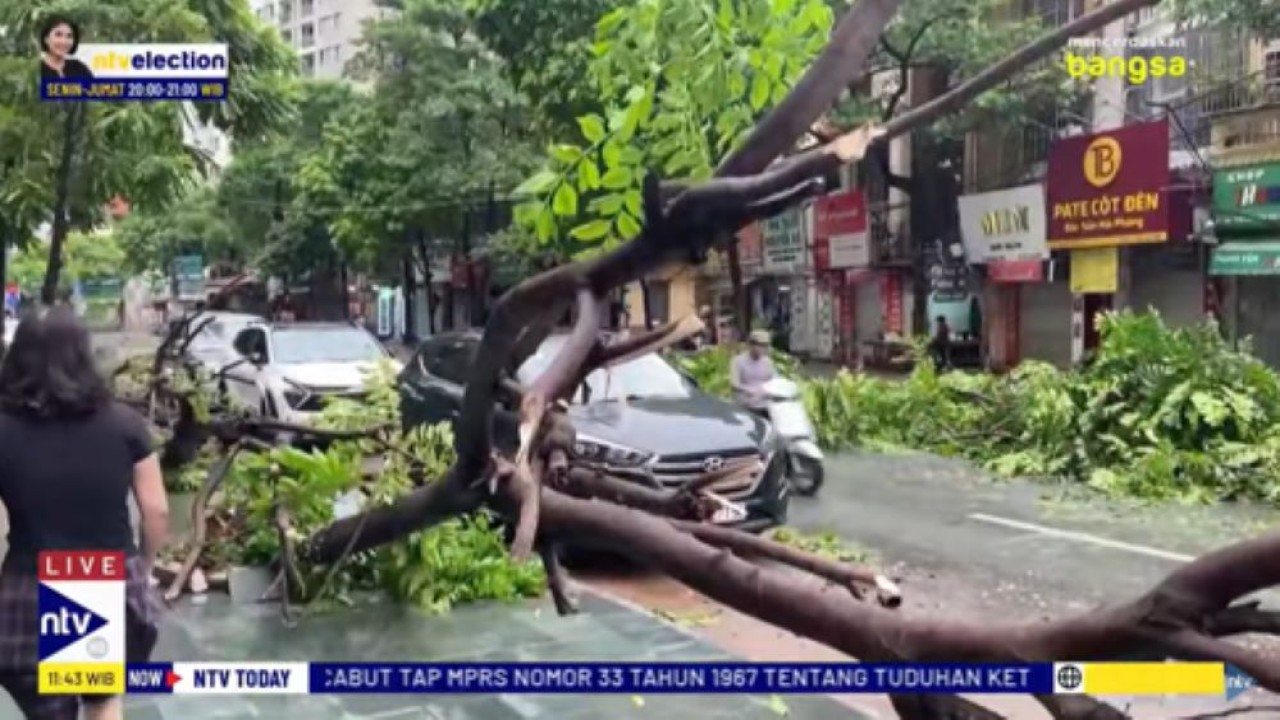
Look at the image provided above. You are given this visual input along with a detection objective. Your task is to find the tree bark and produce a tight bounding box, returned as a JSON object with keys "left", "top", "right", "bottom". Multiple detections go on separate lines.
{"left": 41, "top": 105, "right": 83, "bottom": 306}
{"left": 401, "top": 250, "right": 417, "bottom": 344}
{"left": 727, "top": 242, "right": 749, "bottom": 340}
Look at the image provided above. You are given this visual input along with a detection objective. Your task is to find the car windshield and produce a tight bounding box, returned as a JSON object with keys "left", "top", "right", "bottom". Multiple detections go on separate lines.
{"left": 518, "top": 336, "right": 693, "bottom": 402}
{"left": 271, "top": 328, "right": 385, "bottom": 364}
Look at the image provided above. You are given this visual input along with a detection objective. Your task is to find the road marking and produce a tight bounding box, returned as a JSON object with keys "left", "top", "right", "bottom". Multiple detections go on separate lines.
{"left": 967, "top": 513, "right": 1196, "bottom": 563}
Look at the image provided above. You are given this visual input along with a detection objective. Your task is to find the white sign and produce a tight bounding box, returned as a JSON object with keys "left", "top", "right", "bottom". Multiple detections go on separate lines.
{"left": 72, "top": 44, "right": 229, "bottom": 79}
{"left": 957, "top": 184, "right": 1048, "bottom": 264}
{"left": 762, "top": 206, "right": 809, "bottom": 274}
{"left": 831, "top": 233, "right": 870, "bottom": 268}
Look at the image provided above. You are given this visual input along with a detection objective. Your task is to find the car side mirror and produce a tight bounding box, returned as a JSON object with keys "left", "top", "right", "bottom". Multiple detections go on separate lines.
{"left": 245, "top": 350, "right": 267, "bottom": 366}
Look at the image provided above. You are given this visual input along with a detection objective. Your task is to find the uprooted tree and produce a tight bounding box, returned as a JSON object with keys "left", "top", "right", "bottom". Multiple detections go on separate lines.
{"left": 156, "top": 0, "right": 1279, "bottom": 718}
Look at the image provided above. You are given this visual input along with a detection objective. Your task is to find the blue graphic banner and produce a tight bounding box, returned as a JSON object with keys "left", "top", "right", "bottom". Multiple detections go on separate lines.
{"left": 41, "top": 77, "right": 227, "bottom": 102}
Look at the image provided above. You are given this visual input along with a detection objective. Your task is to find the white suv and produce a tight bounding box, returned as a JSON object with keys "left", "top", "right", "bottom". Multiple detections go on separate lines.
{"left": 216, "top": 321, "right": 399, "bottom": 424}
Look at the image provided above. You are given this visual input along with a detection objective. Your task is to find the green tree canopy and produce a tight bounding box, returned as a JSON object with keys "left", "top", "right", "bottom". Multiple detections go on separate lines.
{"left": 0, "top": 0, "right": 295, "bottom": 301}
{"left": 114, "top": 186, "right": 239, "bottom": 275}
{"left": 295, "top": 0, "right": 539, "bottom": 278}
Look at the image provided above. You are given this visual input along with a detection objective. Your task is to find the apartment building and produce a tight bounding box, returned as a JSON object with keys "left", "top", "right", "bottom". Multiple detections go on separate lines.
{"left": 250, "top": 0, "right": 383, "bottom": 79}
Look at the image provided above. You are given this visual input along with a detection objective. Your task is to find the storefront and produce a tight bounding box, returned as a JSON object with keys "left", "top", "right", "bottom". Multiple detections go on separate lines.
{"left": 1046, "top": 119, "right": 1173, "bottom": 365}
{"left": 761, "top": 205, "right": 814, "bottom": 354}
{"left": 813, "top": 189, "right": 871, "bottom": 363}
{"left": 957, "top": 183, "right": 1052, "bottom": 369}
{"left": 1209, "top": 161, "right": 1280, "bottom": 367}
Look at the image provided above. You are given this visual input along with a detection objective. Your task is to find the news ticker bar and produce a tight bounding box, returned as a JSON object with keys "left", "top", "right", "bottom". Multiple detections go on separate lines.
{"left": 36, "top": 661, "right": 1255, "bottom": 699}
{"left": 40, "top": 78, "right": 228, "bottom": 102}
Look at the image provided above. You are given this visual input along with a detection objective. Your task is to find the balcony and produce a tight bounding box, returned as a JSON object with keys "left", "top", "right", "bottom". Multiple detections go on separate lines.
{"left": 1198, "top": 69, "right": 1280, "bottom": 118}
{"left": 867, "top": 200, "right": 912, "bottom": 267}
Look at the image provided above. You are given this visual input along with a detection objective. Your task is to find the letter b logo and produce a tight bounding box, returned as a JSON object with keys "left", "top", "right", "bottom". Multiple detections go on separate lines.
{"left": 1083, "top": 137, "right": 1121, "bottom": 188}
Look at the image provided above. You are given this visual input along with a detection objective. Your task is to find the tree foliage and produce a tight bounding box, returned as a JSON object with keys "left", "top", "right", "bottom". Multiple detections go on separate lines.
{"left": 113, "top": 186, "right": 239, "bottom": 275}
{"left": 295, "top": 0, "right": 539, "bottom": 277}
{"left": 513, "top": 0, "right": 836, "bottom": 254}
{"left": 8, "top": 231, "right": 125, "bottom": 289}
{"left": 0, "top": 0, "right": 295, "bottom": 296}
{"left": 468, "top": 0, "right": 622, "bottom": 136}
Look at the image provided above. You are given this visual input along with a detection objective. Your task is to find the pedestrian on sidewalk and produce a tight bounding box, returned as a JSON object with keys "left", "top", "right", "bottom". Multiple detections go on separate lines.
{"left": 930, "top": 315, "right": 952, "bottom": 369}
{"left": 731, "top": 329, "right": 776, "bottom": 415}
{"left": 0, "top": 307, "right": 168, "bottom": 720}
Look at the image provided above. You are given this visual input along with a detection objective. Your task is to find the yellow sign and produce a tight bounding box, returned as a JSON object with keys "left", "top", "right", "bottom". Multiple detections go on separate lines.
{"left": 38, "top": 661, "right": 124, "bottom": 695}
{"left": 1083, "top": 136, "right": 1122, "bottom": 188}
{"left": 1071, "top": 247, "right": 1118, "bottom": 293}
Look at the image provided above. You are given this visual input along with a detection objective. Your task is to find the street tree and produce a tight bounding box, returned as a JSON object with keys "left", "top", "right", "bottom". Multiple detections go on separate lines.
{"left": 114, "top": 186, "right": 240, "bottom": 276}
{"left": 215, "top": 80, "right": 358, "bottom": 280}
{"left": 296, "top": 0, "right": 539, "bottom": 329}
{"left": 9, "top": 231, "right": 126, "bottom": 291}
{"left": 468, "top": 0, "right": 622, "bottom": 136}
{"left": 0, "top": 0, "right": 294, "bottom": 306}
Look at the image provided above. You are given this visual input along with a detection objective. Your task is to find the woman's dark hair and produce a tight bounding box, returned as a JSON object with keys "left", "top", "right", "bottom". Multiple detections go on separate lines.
{"left": 39, "top": 16, "right": 80, "bottom": 55}
{"left": 0, "top": 307, "right": 110, "bottom": 420}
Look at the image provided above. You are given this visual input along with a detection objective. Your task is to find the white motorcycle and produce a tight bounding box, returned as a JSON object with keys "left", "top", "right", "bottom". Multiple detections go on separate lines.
{"left": 759, "top": 377, "right": 825, "bottom": 496}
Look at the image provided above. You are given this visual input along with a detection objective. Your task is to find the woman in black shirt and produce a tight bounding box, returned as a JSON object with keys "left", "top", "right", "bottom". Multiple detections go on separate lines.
{"left": 38, "top": 16, "right": 94, "bottom": 80}
{"left": 0, "top": 307, "right": 168, "bottom": 720}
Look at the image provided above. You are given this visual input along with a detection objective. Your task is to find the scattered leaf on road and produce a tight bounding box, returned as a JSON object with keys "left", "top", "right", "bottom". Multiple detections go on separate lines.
{"left": 631, "top": 695, "right": 646, "bottom": 707}
{"left": 766, "top": 694, "right": 789, "bottom": 715}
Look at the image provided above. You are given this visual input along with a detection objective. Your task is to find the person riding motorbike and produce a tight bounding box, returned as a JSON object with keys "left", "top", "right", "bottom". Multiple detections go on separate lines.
{"left": 731, "top": 330, "right": 776, "bottom": 415}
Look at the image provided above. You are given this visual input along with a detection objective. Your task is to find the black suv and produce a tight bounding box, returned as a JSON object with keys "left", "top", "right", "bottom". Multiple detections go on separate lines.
{"left": 398, "top": 331, "right": 789, "bottom": 532}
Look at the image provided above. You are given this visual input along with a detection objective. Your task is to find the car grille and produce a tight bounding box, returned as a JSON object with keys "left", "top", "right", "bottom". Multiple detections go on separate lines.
{"left": 295, "top": 390, "right": 367, "bottom": 412}
{"left": 650, "top": 447, "right": 767, "bottom": 500}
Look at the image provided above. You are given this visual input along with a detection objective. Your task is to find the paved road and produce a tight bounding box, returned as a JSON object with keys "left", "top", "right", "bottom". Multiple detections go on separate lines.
{"left": 787, "top": 451, "right": 1280, "bottom": 717}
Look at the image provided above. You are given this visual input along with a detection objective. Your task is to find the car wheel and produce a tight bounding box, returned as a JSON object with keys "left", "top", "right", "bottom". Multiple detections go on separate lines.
{"left": 789, "top": 455, "right": 824, "bottom": 497}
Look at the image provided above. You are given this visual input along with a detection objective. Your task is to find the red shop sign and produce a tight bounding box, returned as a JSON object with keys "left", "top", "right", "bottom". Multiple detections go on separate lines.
{"left": 880, "top": 272, "right": 903, "bottom": 335}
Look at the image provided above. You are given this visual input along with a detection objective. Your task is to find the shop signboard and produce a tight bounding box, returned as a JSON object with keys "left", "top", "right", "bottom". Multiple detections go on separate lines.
{"left": 1212, "top": 162, "right": 1280, "bottom": 235}
{"left": 762, "top": 207, "right": 808, "bottom": 274}
{"left": 1046, "top": 119, "right": 1170, "bottom": 249}
{"left": 813, "top": 190, "right": 869, "bottom": 270}
{"left": 880, "top": 272, "right": 903, "bottom": 336}
{"left": 1070, "top": 247, "right": 1119, "bottom": 293}
{"left": 957, "top": 184, "right": 1048, "bottom": 264}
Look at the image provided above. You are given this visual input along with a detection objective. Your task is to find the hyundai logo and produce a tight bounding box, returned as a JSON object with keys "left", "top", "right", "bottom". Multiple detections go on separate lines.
{"left": 702, "top": 456, "right": 724, "bottom": 472}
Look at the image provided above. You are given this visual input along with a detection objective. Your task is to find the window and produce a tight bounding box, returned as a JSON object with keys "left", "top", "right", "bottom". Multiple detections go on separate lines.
{"left": 278, "top": 0, "right": 291, "bottom": 23}
{"left": 301, "top": 22, "right": 315, "bottom": 47}
{"left": 270, "top": 328, "right": 385, "bottom": 365}
{"left": 1266, "top": 49, "right": 1280, "bottom": 92}
{"left": 301, "top": 52, "right": 315, "bottom": 76}
{"left": 300, "top": 0, "right": 314, "bottom": 18}
{"left": 281, "top": 29, "right": 292, "bottom": 44}
{"left": 416, "top": 337, "right": 477, "bottom": 385}
{"left": 319, "top": 12, "right": 338, "bottom": 33}
{"left": 233, "top": 328, "right": 268, "bottom": 363}
{"left": 319, "top": 45, "right": 340, "bottom": 66}
{"left": 643, "top": 281, "right": 671, "bottom": 326}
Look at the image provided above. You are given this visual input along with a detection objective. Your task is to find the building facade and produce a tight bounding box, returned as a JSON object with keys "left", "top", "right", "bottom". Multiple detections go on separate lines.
{"left": 250, "top": 0, "right": 384, "bottom": 79}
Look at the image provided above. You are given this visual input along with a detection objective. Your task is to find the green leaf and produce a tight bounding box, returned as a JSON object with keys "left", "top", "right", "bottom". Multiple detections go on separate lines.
{"left": 623, "top": 190, "right": 643, "bottom": 217}
{"left": 514, "top": 170, "right": 558, "bottom": 196}
{"left": 548, "top": 144, "right": 583, "bottom": 164}
{"left": 770, "top": 0, "right": 797, "bottom": 16}
{"left": 578, "top": 114, "right": 607, "bottom": 143}
{"left": 765, "top": 694, "right": 790, "bottom": 716}
{"left": 552, "top": 184, "right": 579, "bottom": 217}
{"left": 602, "top": 142, "right": 623, "bottom": 168}
{"left": 570, "top": 220, "right": 612, "bottom": 241}
{"left": 589, "top": 193, "right": 626, "bottom": 215}
{"left": 616, "top": 211, "right": 642, "bottom": 239}
{"left": 749, "top": 75, "right": 770, "bottom": 110}
{"left": 601, "top": 167, "right": 633, "bottom": 190}
{"left": 578, "top": 160, "right": 601, "bottom": 190}
{"left": 535, "top": 211, "right": 556, "bottom": 242}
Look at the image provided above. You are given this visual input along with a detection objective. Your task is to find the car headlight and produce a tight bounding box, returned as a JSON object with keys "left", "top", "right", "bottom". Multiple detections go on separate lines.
{"left": 572, "top": 436, "right": 653, "bottom": 467}
{"left": 282, "top": 388, "right": 308, "bottom": 410}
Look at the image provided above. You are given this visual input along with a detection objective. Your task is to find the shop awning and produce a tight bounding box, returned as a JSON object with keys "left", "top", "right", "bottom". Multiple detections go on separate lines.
{"left": 1210, "top": 241, "right": 1280, "bottom": 276}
